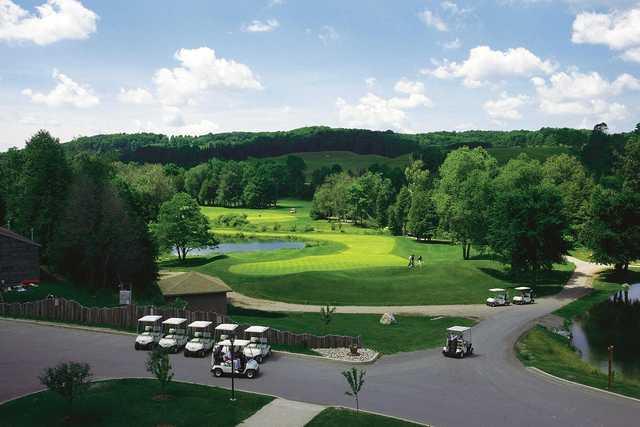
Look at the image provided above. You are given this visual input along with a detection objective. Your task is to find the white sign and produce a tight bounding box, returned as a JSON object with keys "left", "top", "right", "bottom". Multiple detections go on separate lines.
{"left": 119, "top": 290, "right": 132, "bottom": 305}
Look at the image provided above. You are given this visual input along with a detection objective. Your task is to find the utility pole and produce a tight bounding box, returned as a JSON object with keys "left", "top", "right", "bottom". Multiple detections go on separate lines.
{"left": 230, "top": 334, "right": 236, "bottom": 401}
{"left": 607, "top": 345, "right": 614, "bottom": 390}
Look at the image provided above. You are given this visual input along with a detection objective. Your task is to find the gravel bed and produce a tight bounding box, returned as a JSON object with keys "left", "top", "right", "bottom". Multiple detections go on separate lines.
{"left": 312, "top": 347, "right": 378, "bottom": 362}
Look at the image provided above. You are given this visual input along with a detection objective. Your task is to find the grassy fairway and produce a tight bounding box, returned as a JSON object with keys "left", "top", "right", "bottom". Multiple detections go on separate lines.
{"left": 229, "top": 306, "right": 474, "bottom": 354}
{"left": 0, "top": 378, "right": 272, "bottom": 427}
{"left": 307, "top": 408, "right": 422, "bottom": 426}
{"left": 516, "top": 326, "right": 640, "bottom": 400}
{"left": 165, "top": 200, "right": 576, "bottom": 306}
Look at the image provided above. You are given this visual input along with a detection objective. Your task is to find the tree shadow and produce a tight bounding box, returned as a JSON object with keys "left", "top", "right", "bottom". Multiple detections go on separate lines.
{"left": 159, "top": 254, "right": 227, "bottom": 269}
{"left": 478, "top": 266, "right": 569, "bottom": 296}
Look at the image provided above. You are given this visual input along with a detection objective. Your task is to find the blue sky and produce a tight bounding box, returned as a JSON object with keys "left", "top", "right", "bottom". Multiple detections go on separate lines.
{"left": 1, "top": 0, "right": 640, "bottom": 150}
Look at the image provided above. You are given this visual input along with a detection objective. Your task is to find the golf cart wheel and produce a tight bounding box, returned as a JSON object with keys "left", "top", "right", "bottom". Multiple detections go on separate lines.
{"left": 134, "top": 342, "right": 140, "bottom": 351}
{"left": 246, "top": 369, "right": 256, "bottom": 379}
{"left": 213, "top": 368, "right": 223, "bottom": 377}
{"left": 255, "top": 355, "right": 263, "bottom": 364}
{"left": 184, "top": 351, "right": 189, "bottom": 357}
{"left": 458, "top": 352, "right": 464, "bottom": 359}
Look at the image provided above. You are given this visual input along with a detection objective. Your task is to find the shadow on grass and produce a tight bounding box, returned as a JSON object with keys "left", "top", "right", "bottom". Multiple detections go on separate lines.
{"left": 478, "top": 266, "right": 569, "bottom": 296}
{"left": 228, "top": 304, "right": 288, "bottom": 319}
{"left": 159, "top": 254, "right": 228, "bottom": 268}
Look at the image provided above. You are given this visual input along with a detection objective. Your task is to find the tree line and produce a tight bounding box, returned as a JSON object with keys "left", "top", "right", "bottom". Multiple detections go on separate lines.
{"left": 59, "top": 126, "right": 607, "bottom": 168}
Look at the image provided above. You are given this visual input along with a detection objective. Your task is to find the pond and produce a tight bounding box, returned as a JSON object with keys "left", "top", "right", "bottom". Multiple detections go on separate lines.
{"left": 172, "top": 240, "right": 305, "bottom": 257}
{"left": 570, "top": 283, "right": 640, "bottom": 379}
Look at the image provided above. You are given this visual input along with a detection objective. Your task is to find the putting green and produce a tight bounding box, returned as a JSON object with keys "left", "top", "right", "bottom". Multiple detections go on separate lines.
{"left": 228, "top": 233, "right": 405, "bottom": 275}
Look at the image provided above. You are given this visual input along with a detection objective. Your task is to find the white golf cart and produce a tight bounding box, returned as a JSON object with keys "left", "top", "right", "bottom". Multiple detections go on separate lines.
{"left": 211, "top": 339, "right": 260, "bottom": 379}
{"left": 184, "top": 320, "right": 215, "bottom": 357}
{"left": 486, "top": 288, "right": 510, "bottom": 307}
{"left": 134, "top": 315, "right": 163, "bottom": 350}
{"left": 158, "top": 318, "right": 188, "bottom": 353}
{"left": 243, "top": 325, "right": 272, "bottom": 363}
{"left": 512, "top": 286, "right": 535, "bottom": 305}
{"left": 442, "top": 326, "right": 474, "bottom": 358}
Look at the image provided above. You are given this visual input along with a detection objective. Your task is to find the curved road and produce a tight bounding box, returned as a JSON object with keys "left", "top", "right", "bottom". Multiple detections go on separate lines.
{"left": 1, "top": 258, "right": 638, "bottom": 426}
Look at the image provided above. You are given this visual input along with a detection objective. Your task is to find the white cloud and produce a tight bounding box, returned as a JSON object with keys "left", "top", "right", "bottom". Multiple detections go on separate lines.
{"left": 0, "top": 0, "right": 97, "bottom": 45}
{"left": 268, "top": 0, "right": 284, "bottom": 7}
{"left": 318, "top": 25, "right": 339, "bottom": 44}
{"left": 118, "top": 88, "right": 154, "bottom": 105}
{"left": 170, "top": 119, "right": 219, "bottom": 136}
{"left": 242, "top": 19, "right": 279, "bottom": 33}
{"left": 483, "top": 92, "right": 529, "bottom": 120}
{"left": 162, "top": 106, "right": 185, "bottom": 127}
{"left": 418, "top": 9, "right": 448, "bottom": 31}
{"left": 336, "top": 79, "right": 432, "bottom": 130}
{"left": 22, "top": 69, "right": 99, "bottom": 108}
{"left": 442, "top": 38, "right": 461, "bottom": 49}
{"left": 423, "top": 45, "right": 555, "bottom": 87}
{"left": 152, "top": 47, "right": 262, "bottom": 106}
{"left": 572, "top": 6, "right": 640, "bottom": 62}
{"left": 531, "top": 70, "right": 639, "bottom": 120}
{"left": 365, "top": 77, "right": 377, "bottom": 88}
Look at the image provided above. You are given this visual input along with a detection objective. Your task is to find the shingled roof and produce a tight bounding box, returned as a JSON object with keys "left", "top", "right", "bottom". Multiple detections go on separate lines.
{"left": 0, "top": 227, "right": 41, "bottom": 247}
{"left": 158, "top": 271, "right": 231, "bottom": 297}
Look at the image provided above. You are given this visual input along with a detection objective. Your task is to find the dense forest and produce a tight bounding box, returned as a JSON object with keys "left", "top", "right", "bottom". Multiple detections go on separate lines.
{"left": 60, "top": 126, "right": 622, "bottom": 167}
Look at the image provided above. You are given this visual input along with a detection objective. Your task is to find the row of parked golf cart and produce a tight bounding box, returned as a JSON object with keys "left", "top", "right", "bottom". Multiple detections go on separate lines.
{"left": 486, "top": 287, "right": 535, "bottom": 307}
{"left": 134, "top": 316, "right": 272, "bottom": 379}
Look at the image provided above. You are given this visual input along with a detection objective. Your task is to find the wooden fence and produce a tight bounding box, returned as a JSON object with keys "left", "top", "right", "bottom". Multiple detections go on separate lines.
{"left": 0, "top": 298, "right": 362, "bottom": 349}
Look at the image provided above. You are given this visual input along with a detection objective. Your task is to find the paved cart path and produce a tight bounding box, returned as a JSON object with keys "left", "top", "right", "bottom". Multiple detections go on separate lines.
{"left": 239, "top": 398, "right": 325, "bottom": 427}
{"left": 2, "top": 257, "right": 637, "bottom": 427}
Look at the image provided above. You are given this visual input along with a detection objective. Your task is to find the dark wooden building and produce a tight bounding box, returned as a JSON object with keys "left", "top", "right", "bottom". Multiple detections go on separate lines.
{"left": 0, "top": 227, "right": 40, "bottom": 286}
{"left": 158, "top": 271, "right": 231, "bottom": 314}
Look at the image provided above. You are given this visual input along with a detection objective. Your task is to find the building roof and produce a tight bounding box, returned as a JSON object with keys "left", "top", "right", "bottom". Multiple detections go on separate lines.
{"left": 158, "top": 271, "right": 231, "bottom": 297}
{"left": 0, "top": 227, "right": 41, "bottom": 247}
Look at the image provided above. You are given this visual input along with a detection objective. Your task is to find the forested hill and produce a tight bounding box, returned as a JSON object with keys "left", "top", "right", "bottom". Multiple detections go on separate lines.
{"left": 62, "top": 126, "right": 610, "bottom": 167}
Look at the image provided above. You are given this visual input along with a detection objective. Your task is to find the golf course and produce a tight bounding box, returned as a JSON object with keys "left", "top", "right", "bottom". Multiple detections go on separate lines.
{"left": 163, "top": 199, "right": 575, "bottom": 306}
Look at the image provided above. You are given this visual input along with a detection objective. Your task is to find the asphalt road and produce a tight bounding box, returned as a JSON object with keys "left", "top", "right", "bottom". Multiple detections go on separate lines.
{"left": 1, "top": 259, "right": 638, "bottom": 426}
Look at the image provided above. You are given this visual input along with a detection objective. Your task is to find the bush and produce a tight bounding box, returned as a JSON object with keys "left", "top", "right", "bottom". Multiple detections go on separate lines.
{"left": 213, "top": 213, "right": 249, "bottom": 228}
{"left": 259, "top": 225, "right": 268, "bottom": 232}
{"left": 273, "top": 223, "right": 281, "bottom": 231}
{"left": 39, "top": 362, "right": 93, "bottom": 414}
{"left": 303, "top": 225, "right": 314, "bottom": 232}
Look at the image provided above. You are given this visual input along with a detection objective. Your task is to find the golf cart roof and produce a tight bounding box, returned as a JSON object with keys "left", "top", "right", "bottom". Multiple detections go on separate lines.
{"left": 447, "top": 326, "right": 471, "bottom": 333}
{"left": 138, "top": 315, "right": 162, "bottom": 322}
{"left": 218, "top": 339, "right": 251, "bottom": 347}
{"left": 244, "top": 325, "right": 270, "bottom": 333}
{"left": 489, "top": 288, "right": 506, "bottom": 292}
{"left": 162, "top": 317, "right": 188, "bottom": 326}
{"left": 515, "top": 286, "right": 532, "bottom": 291}
{"left": 215, "top": 323, "right": 239, "bottom": 331}
{"left": 188, "top": 320, "right": 212, "bottom": 328}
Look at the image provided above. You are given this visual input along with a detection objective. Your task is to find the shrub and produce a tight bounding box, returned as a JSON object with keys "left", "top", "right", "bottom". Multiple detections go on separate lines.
{"left": 145, "top": 347, "right": 174, "bottom": 395}
{"left": 39, "top": 362, "right": 93, "bottom": 414}
{"left": 273, "top": 223, "right": 281, "bottom": 231}
{"left": 259, "top": 225, "right": 268, "bottom": 232}
{"left": 303, "top": 225, "right": 314, "bottom": 232}
{"left": 213, "top": 213, "right": 249, "bottom": 228}
{"left": 289, "top": 224, "right": 297, "bottom": 232}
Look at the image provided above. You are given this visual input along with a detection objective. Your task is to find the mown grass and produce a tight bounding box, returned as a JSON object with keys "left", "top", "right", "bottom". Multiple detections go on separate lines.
{"left": 306, "top": 408, "right": 422, "bottom": 427}
{"left": 568, "top": 246, "right": 593, "bottom": 262}
{"left": 0, "top": 378, "right": 272, "bottom": 427}
{"left": 516, "top": 326, "right": 640, "bottom": 400}
{"left": 228, "top": 305, "right": 474, "bottom": 354}
{"left": 164, "top": 230, "right": 574, "bottom": 305}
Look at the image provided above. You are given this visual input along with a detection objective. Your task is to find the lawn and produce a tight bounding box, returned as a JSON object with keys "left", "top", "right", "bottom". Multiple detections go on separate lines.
{"left": 516, "top": 326, "right": 640, "bottom": 400}
{"left": 164, "top": 218, "right": 574, "bottom": 305}
{"left": 0, "top": 378, "right": 272, "bottom": 427}
{"left": 568, "top": 246, "right": 593, "bottom": 262}
{"left": 228, "top": 305, "right": 475, "bottom": 354}
{"left": 306, "top": 408, "right": 422, "bottom": 427}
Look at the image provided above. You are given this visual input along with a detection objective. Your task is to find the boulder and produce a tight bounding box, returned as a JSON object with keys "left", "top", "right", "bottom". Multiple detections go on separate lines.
{"left": 379, "top": 312, "right": 397, "bottom": 325}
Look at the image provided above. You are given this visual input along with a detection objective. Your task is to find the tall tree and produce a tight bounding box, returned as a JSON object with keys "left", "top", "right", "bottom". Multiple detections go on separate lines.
{"left": 582, "top": 187, "right": 640, "bottom": 272}
{"left": 488, "top": 156, "right": 569, "bottom": 279}
{"left": 542, "top": 154, "right": 594, "bottom": 241}
{"left": 581, "top": 122, "right": 615, "bottom": 176}
{"left": 433, "top": 147, "right": 497, "bottom": 259}
{"left": 406, "top": 189, "right": 438, "bottom": 241}
{"left": 285, "top": 155, "right": 307, "bottom": 197}
{"left": 153, "top": 192, "right": 217, "bottom": 261}
{"left": 17, "top": 131, "right": 71, "bottom": 258}
{"left": 619, "top": 126, "right": 640, "bottom": 193}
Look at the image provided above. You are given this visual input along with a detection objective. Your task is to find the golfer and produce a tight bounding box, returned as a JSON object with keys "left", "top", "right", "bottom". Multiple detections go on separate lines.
{"left": 417, "top": 255, "right": 423, "bottom": 268}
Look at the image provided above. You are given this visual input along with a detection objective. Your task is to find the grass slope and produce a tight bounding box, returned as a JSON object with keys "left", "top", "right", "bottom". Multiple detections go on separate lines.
{"left": 229, "top": 305, "right": 474, "bottom": 354}
{"left": 306, "top": 408, "right": 422, "bottom": 427}
{"left": 0, "top": 378, "right": 272, "bottom": 427}
{"left": 516, "top": 326, "right": 640, "bottom": 400}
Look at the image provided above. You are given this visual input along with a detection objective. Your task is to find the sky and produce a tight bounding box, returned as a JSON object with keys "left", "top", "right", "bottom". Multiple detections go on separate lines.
{"left": 1, "top": 0, "right": 640, "bottom": 150}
